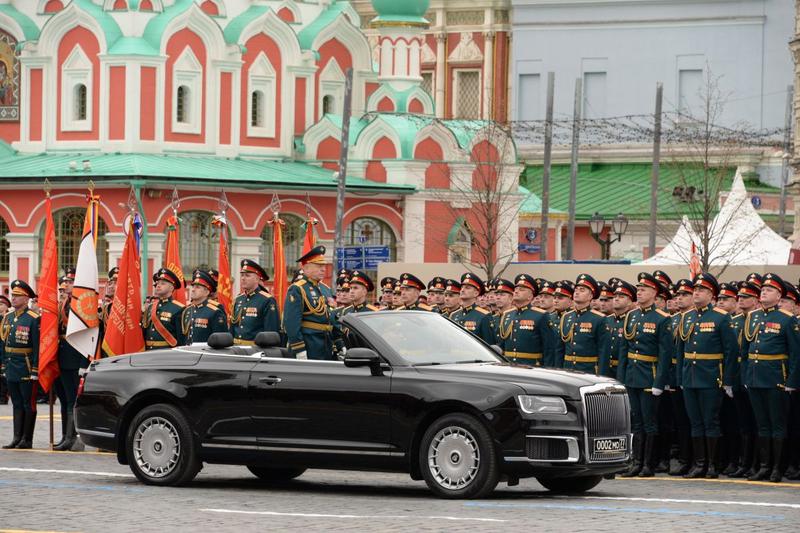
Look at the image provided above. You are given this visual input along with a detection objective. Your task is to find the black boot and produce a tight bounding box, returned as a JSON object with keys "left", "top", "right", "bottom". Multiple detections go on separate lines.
{"left": 655, "top": 431, "right": 671, "bottom": 473}
{"left": 722, "top": 434, "right": 739, "bottom": 476}
{"left": 748, "top": 437, "right": 772, "bottom": 481}
{"left": 730, "top": 434, "right": 753, "bottom": 478}
{"left": 2, "top": 409, "right": 24, "bottom": 449}
{"left": 639, "top": 434, "right": 656, "bottom": 477}
{"left": 622, "top": 433, "right": 644, "bottom": 477}
{"left": 705, "top": 437, "right": 719, "bottom": 478}
{"left": 769, "top": 439, "right": 784, "bottom": 483}
{"left": 669, "top": 431, "right": 691, "bottom": 476}
{"left": 53, "top": 413, "right": 76, "bottom": 451}
{"left": 15, "top": 410, "right": 36, "bottom": 449}
{"left": 684, "top": 437, "right": 707, "bottom": 478}
{"left": 53, "top": 413, "right": 68, "bottom": 449}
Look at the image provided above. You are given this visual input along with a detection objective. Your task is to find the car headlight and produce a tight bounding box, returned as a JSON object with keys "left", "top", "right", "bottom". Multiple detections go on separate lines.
{"left": 517, "top": 395, "right": 567, "bottom": 415}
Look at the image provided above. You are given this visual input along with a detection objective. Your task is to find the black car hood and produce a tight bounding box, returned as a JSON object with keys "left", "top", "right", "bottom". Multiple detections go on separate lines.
{"left": 414, "top": 363, "right": 617, "bottom": 399}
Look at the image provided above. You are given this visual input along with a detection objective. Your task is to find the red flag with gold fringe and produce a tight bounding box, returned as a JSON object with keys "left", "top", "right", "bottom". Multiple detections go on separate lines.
{"left": 213, "top": 216, "right": 232, "bottom": 316}
{"left": 37, "top": 194, "right": 59, "bottom": 392}
{"left": 301, "top": 216, "right": 317, "bottom": 257}
{"left": 164, "top": 215, "right": 186, "bottom": 304}
{"left": 269, "top": 213, "right": 287, "bottom": 314}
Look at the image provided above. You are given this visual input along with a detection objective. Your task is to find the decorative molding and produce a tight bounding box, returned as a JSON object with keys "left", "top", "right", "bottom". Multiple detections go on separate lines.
{"left": 448, "top": 32, "right": 482, "bottom": 64}
{"left": 421, "top": 41, "right": 437, "bottom": 64}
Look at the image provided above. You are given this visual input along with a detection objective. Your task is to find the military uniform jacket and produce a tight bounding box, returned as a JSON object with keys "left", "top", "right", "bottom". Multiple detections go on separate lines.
{"left": 397, "top": 302, "right": 435, "bottom": 312}
{"left": 59, "top": 303, "right": 88, "bottom": 370}
{"left": 488, "top": 311, "right": 502, "bottom": 343}
{"left": 729, "top": 313, "right": 746, "bottom": 389}
{"left": 230, "top": 288, "right": 280, "bottom": 345}
{"left": 182, "top": 299, "right": 228, "bottom": 344}
{"left": 740, "top": 306, "right": 800, "bottom": 389}
{"left": 616, "top": 305, "right": 673, "bottom": 389}
{"left": 340, "top": 302, "right": 380, "bottom": 316}
{"left": 549, "top": 311, "right": 567, "bottom": 367}
{"left": 450, "top": 304, "right": 494, "bottom": 344}
{"left": 676, "top": 304, "right": 739, "bottom": 388}
{"left": 603, "top": 314, "right": 626, "bottom": 378}
{"left": 558, "top": 307, "right": 610, "bottom": 374}
{"left": 498, "top": 304, "right": 554, "bottom": 366}
{"left": 0, "top": 307, "right": 40, "bottom": 382}
{"left": 143, "top": 297, "right": 185, "bottom": 349}
{"left": 283, "top": 276, "right": 339, "bottom": 354}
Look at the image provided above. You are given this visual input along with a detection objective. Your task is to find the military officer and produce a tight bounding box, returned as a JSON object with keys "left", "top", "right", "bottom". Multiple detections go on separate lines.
{"left": 498, "top": 274, "right": 554, "bottom": 366}
{"left": 617, "top": 273, "right": 673, "bottom": 477}
{"left": 740, "top": 273, "right": 800, "bottom": 482}
{"left": 450, "top": 273, "right": 494, "bottom": 344}
{"left": 378, "top": 277, "right": 397, "bottom": 309}
{"left": 666, "top": 278, "right": 695, "bottom": 476}
{"left": 181, "top": 271, "right": 228, "bottom": 344}
{"left": 283, "top": 245, "right": 341, "bottom": 360}
{"left": 391, "top": 280, "right": 403, "bottom": 309}
{"left": 143, "top": 267, "right": 186, "bottom": 350}
{"left": 441, "top": 279, "right": 461, "bottom": 316}
{"left": 653, "top": 271, "right": 673, "bottom": 312}
{"left": 490, "top": 279, "right": 515, "bottom": 340}
{"left": 230, "top": 259, "right": 280, "bottom": 345}
{"left": 1, "top": 280, "right": 40, "bottom": 449}
{"left": 207, "top": 268, "right": 220, "bottom": 302}
{"left": 676, "top": 272, "right": 739, "bottom": 479}
{"left": 549, "top": 280, "right": 574, "bottom": 367}
{"left": 604, "top": 279, "right": 636, "bottom": 378}
{"left": 596, "top": 282, "right": 614, "bottom": 315}
{"left": 716, "top": 282, "right": 742, "bottom": 476}
{"left": 340, "top": 271, "right": 380, "bottom": 316}
{"left": 535, "top": 279, "right": 556, "bottom": 313}
{"left": 397, "top": 273, "right": 434, "bottom": 311}
{"left": 558, "top": 274, "right": 610, "bottom": 375}
{"left": 426, "top": 277, "right": 447, "bottom": 313}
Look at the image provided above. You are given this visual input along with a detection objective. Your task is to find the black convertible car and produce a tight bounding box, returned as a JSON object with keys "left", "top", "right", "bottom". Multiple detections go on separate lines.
{"left": 75, "top": 311, "right": 630, "bottom": 498}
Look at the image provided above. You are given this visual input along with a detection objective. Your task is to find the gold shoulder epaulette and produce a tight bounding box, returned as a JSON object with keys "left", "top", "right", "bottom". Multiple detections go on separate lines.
{"left": 259, "top": 290, "right": 272, "bottom": 298}
{"left": 396, "top": 305, "right": 407, "bottom": 310}
{"left": 656, "top": 309, "right": 670, "bottom": 317}
{"left": 532, "top": 306, "right": 546, "bottom": 313}
{"left": 294, "top": 279, "right": 307, "bottom": 287}
{"left": 779, "top": 308, "right": 794, "bottom": 317}
{"left": 419, "top": 303, "right": 433, "bottom": 311}
{"left": 206, "top": 300, "right": 219, "bottom": 310}
{"left": 713, "top": 307, "right": 728, "bottom": 315}
{"left": 501, "top": 308, "right": 515, "bottom": 316}
{"left": 732, "top": 312, "right": 743, "bottom": 319}
{"left": 173, "top": 300, "right": 185, "bottom": 308}
{"left": 475, "top": 306, "right": 490, "bottom": 315}
{"left": 26, "top": 310, "right": 40, "bottom": 319}
{"left": 366, "top": 304, "right": 380, "bottom": 311}
{"left": 591, "top": 309, "right": 605, "bottom": 317}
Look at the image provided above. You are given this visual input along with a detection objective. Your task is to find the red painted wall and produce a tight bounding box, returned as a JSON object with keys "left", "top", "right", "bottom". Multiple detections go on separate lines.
{"left": 164, "top": 29, "right": 207, "bottom": 144}
{"left": 408, "top": 98, "right": 424, "bottom": 114}
{"left": 294, "top": 77, "right": 306, "bottom": 136}
{"left": 44, "top": 1, "right": 63, "bottom": 13}
{"left": 200, "top": 1, "right": 219, "bottom": 16}
{"left": 424, "top": 201, "right": 451, "bottom": 262}
{"left": 277, "top": 7, "right": 295, "bottom": 23}
{"left": 377, "top": 96, "right": 394, "bottom": 112}
{"left": 219, "top": 71, "right": 232, "bottom": 145}
{"left": 315, "top": 39, "right": 352, "bottom": 121}
{"left": 56, "top": 27, "right": 101, "bottom": 141}
{"left": 414, "top": 138, "right": 450, "bottom": 189}
{"left": 317, "top": 136, "right": 340, "bottom": 171}
{"left": 28, "top": 69, "right": 43, "bottom": 142}
{"left": 109, "top": 66, "right": 126, "bottom": 140}
{"left": 140, "top": 67, "right": 156, "bottom": 141}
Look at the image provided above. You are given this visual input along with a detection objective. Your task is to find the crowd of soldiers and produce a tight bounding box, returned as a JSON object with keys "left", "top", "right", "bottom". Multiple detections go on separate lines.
{"left": 1, "top": 246, "right": 798, "bottom": 485}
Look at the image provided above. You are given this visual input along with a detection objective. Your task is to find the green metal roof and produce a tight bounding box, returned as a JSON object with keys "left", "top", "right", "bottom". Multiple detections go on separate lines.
{"left": 223, "top": 5, "right": 268, "bottom": 45}
{"left": 0, "top": 4, "right": 39, "bottom": 40}
{"left": 142, "top": 0, "right": 195, "bottom": 53}
{"left": 518, "top": 185, "right": 565, "bottom": 215}
{"left": 521, "top": 163, "right": 771, "bottom": 220}
{"left": 297, "top": 1, "right": 350, "bottom": 50}
{"left": 0, "top": 151, "right": 415, "bottom": 194}
{"left": 108, "top": 36, "right": 158, "bottom": 56}
{"left": 67, "top": 0, "right": 124, "bottom": 50}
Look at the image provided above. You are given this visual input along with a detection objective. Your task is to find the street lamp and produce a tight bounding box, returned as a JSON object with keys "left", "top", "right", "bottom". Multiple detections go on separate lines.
{"left": 588, "top": 212, "right": 629, "bottom": 260}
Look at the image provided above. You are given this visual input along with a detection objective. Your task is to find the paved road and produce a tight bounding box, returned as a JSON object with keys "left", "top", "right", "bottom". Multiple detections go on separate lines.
{"left": 1, "top": 404, "right": 798, "bottom": 532}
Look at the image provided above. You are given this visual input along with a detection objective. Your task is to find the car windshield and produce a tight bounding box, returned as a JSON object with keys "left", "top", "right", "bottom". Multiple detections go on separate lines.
{"left": 352, "top": 312, "right": 503, "bottom": 366}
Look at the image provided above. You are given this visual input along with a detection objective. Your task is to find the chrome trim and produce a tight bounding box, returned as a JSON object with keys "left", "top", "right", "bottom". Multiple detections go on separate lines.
{"left": 76, "top": 427, "right": 115, "bottom": 438}
{"left": 201, "top": 442, "right": 404, "bottom": 457}
{"left": 504, "top": 435, "right": 580, "bottom": 463}
{"left": 580, "top": 383, "right": 631, "bottom": 464}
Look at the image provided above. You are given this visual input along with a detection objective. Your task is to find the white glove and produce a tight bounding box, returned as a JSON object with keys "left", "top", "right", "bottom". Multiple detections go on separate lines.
{"left": 786, "top": 387, "right": 796, "bottom": 393}
{"left": 30, "top": 375, "right": 38, "bottom": 381}
{"left": 724, "top": 386, "right": 733, "bottom": 398}
{"left": 295, "top": 350, "right": 307, "bottom": 360}
{"left": 651, "top": 388, "right": 663, "bottom": 396}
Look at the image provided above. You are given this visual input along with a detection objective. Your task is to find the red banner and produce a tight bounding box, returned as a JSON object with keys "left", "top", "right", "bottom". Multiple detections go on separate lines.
{"left": 214, "top": 218, "right": 232, "bottom": 317}
{"left": 164, "top": 215, "right": 186, "bottom": 304}
{"left": 270, "top": 215, "right": 287, "bottom": 314}
{"left": 102, "top": 220, "right": 145, "bottom": 356}
{"left": 37, "top": 195, "right": 59, "bottom": 392}
{"left": 302, "top": 216, "right": 317, "bottom": 257}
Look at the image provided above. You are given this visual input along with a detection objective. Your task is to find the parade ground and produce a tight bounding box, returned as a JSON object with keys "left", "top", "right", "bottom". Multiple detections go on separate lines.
{"left": 1, "top": 404, "right": 798, "bottom": 533}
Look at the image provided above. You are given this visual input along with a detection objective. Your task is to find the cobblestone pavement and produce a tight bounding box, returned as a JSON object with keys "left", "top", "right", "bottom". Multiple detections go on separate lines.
{"left": 1, "top": 403, "right": 798, "bottom": 532}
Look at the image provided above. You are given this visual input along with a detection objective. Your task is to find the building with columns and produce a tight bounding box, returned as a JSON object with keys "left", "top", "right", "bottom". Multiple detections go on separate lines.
{"left": 0, "top": 0, "right": 521, "bottom": 292}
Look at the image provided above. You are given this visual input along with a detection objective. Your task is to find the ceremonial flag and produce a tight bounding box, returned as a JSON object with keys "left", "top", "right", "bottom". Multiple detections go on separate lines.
{"left": 689, "top": 242, "right": 702, "bottom": 279}
{"left": 164, "top": 215, "right": 186, "bottom": 304}
{"left": 269, "top": 214, "right": 287, "bottom": 314}
{"left": 301, "top": 216, "right": 317, "bottom": 256}
{"left": 37, "top": 194, "right": 59, "bottom": 392}
{"left": 213, "top": 215, "right": 232, "bottom": 315}
{"left": 66, "top": 191, "right": 101, "bottom": 359}
{"left": 102, "top": 217, "right": 144, "bottom": 356}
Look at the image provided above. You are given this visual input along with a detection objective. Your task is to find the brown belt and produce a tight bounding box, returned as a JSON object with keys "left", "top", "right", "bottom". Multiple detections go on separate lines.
{"left": 505, "top": 351, "right": 542, "bottom": 360}
{"left": 565, "top": 355, "right": 598, "bottom": 363}
{"left": 748, "top": 353, "right": 788, "bottom": 361}
{"left": 629, "top": 353, "right": 657, "bottom": 363}
{"left": 4, "top": 347, "right": 33, "bottom": 355}
{"left": 233, "top": 338, "right": 255, "bottom": 346}
{"left": 684, "top": 352, "right": 723, "bottom": 360}
{"left": 301, "top": 321, "right": 333, "bottom": 332}
{"left": 145, "top": 340, "right": 170, "bottom": 348}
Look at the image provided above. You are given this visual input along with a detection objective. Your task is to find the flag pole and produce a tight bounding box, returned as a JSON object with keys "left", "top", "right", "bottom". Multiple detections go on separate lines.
{"left": 44, "top": 179, "right": 55, "bottom": 450}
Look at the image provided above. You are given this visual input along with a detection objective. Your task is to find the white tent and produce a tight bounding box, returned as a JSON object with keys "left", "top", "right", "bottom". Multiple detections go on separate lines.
{"left": 641, "top": 170, "right": 791, "bottom": 266}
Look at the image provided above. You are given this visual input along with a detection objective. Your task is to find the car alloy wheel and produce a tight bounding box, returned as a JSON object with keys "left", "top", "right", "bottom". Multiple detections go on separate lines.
{"left": 427, "top": 425, "right": 481, "bottom": 490}
{"left": 133, "top": 416, "right": 181, "bottom": 479}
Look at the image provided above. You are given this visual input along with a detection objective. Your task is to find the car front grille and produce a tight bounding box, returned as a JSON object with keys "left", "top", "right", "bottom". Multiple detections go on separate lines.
{"left": 582, "top": 385, "right": 630, "bottom": 463}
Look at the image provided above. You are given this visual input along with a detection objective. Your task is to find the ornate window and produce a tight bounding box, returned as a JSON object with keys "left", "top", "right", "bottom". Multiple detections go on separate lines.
{"left": 260, "top": 214, "right": 304, "bottom": 278}
{"left": 319, "top": 60, "right": 345, "bottom": 117}
{"left": 0, "top": 217, "right": 9, "bottom": 274}
{"left": 421, "top": 72, "right": 434, "bottom": 97}
{"left": 345, "top": 217, "right": 397, "bottom": 277}
{"left": 74, "top": 84, "right": 87, "bottom": 121}
{"left": 39, "top": 209, "right": 109, "bottom": 275}
{"left": 176, "top": 85, "right": 189, "bottom": 123}
{"left": 176, "top": 211, "right": 228, "bottom": 276}
{"left": 61, "top": 46, "right": 92, "bottom": 131}
{"left": 322, "top": 95, "right": 334, "bottom": 115}
{"left": 172, "top": 48, "right": 202, "bottom": 134}
{"left": 247, "top": 53, "right": 276, "bottom": 138}
{"left": 454, "top": 69, "right": 481, "bottom": 119}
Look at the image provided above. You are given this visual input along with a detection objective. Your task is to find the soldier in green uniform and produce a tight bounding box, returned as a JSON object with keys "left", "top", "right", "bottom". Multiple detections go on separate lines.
{"left": 498, "top": 274, "right": 554, "bottom": 366}
{"left": 604, "top": 279, "right": 636, "bottom": 378}
{"left": 617, "top": 273, "right": 673, "bottom": 477}
{"left": 666, "top": 279, "right": 695, "bottom": 476}
{"left": 549, "top": 281, "right": 574, "bottom": 367}
{"left": 450, "top": 273, "right": 494, "bottom": 344}
{"left": 558, "top": 274, "right": 609, "bottom": 375}
{"left": 142, "top": 267, "right": 186, "bottom": 350}
{"left": 490, "top": 279, "right": 515, "bottom": 342}
{"left": 230, "top": 259, "right": 280, "bottom": 346}
{"left": 1, "top": 280, "right": 40, "bottom": 449}
{"left": 283, "top": 245, "right": 341, "bottom": 360}
{"left": 397, "top": 273, "right": 434, "bottom": 311}
{"left": 653, "top": 271, "right": 673, "bottom": 312}
{"left": 441, "top": 279, "right": 461, "bottom": 316}
{"left": 182, "top": 270, "right": 228, "bottom": 344}
{"left": 533, "top": 279, "right": 555, "bottom": 313}
{"left": 378, "top": 277, "right": 397, "bottom": 309}
{"left": 53, "top": 274, "right": 89, "bottom": 451}
{"left": 340, "top": 271, "right": 380, "bottom": 316}
{"left": 715, "top": 282, "right": 742, "bottom": 476}
{"left": 426, "top": 277, "right": 447, "bottom": 314}
{"left": 596, "top": 281, "right": 614, "bottom": 315}
{"left": 0, "top": 294, "right": 8, "bottom": 404}
{"left": 676, "top": 272, "right": 739, "bottom": 479}
{"left": 740, "top": 273, "right": 800, "bottom": 482}
{"left": 330, "top": 270, "right": 352, "bottom": 324}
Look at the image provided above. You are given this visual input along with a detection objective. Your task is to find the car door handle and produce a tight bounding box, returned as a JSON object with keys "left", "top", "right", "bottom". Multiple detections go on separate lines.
{"left": 259, "top": 376, "right": 282, "bottom": 385}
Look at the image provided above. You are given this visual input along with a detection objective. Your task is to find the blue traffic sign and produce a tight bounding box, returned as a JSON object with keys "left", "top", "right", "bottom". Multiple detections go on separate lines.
{"left": 335, "top": 246, "right": 391, "bottom": 271}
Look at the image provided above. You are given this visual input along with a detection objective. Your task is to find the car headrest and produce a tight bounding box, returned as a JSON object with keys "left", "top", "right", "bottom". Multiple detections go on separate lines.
{"left": 207, "top": 332, "right": 234, "bottom": 350}
{"left": 254, "top": 331, "right": 282, "bottom": 349}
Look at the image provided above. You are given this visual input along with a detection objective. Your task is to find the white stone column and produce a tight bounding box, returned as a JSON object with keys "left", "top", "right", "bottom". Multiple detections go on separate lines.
{"left": 5, "top": 233, "right": 37, "bottom": 288}
{"left": 554, "top": 220, "right": 563, "bottom": 261}
{"left": 435, "top": 32, "right": 446, "bottom": 118}
{"left": 483, "top": 31, "right": 494, "bottom": 120}
{"left": 402, "top": 196, "right": 424, "bottom": 263}
{"left": 231, "top": 236, "right": 263, "bottom": 294}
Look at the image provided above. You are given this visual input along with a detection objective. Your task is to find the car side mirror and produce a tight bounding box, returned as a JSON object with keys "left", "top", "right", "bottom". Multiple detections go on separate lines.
{"left": 255, "top": 331, "right": 282, "bottom": 349}
{"left": 344, "top": 348, "right": 383, "bottom": 376}
{"left": 490, "top": 345, "right": 503, "bottom": 356}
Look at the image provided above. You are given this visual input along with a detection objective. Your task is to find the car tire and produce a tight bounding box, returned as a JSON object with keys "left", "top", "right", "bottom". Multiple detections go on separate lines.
{"left": 127, "top": 403, "right": 201, "bottom": 487}
{"left": 419, "top": 413, "right": 500, "bottom": 499}
{"left": 537, "top": 475, "right": 603, "bottom": 494}
{"left": 246, "top": 466, "right": 306, "bottom": 482}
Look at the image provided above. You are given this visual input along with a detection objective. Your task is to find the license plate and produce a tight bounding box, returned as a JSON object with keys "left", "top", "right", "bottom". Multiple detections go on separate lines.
{"left": 593, "top": 437, "right": 627, "bottom": 453}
